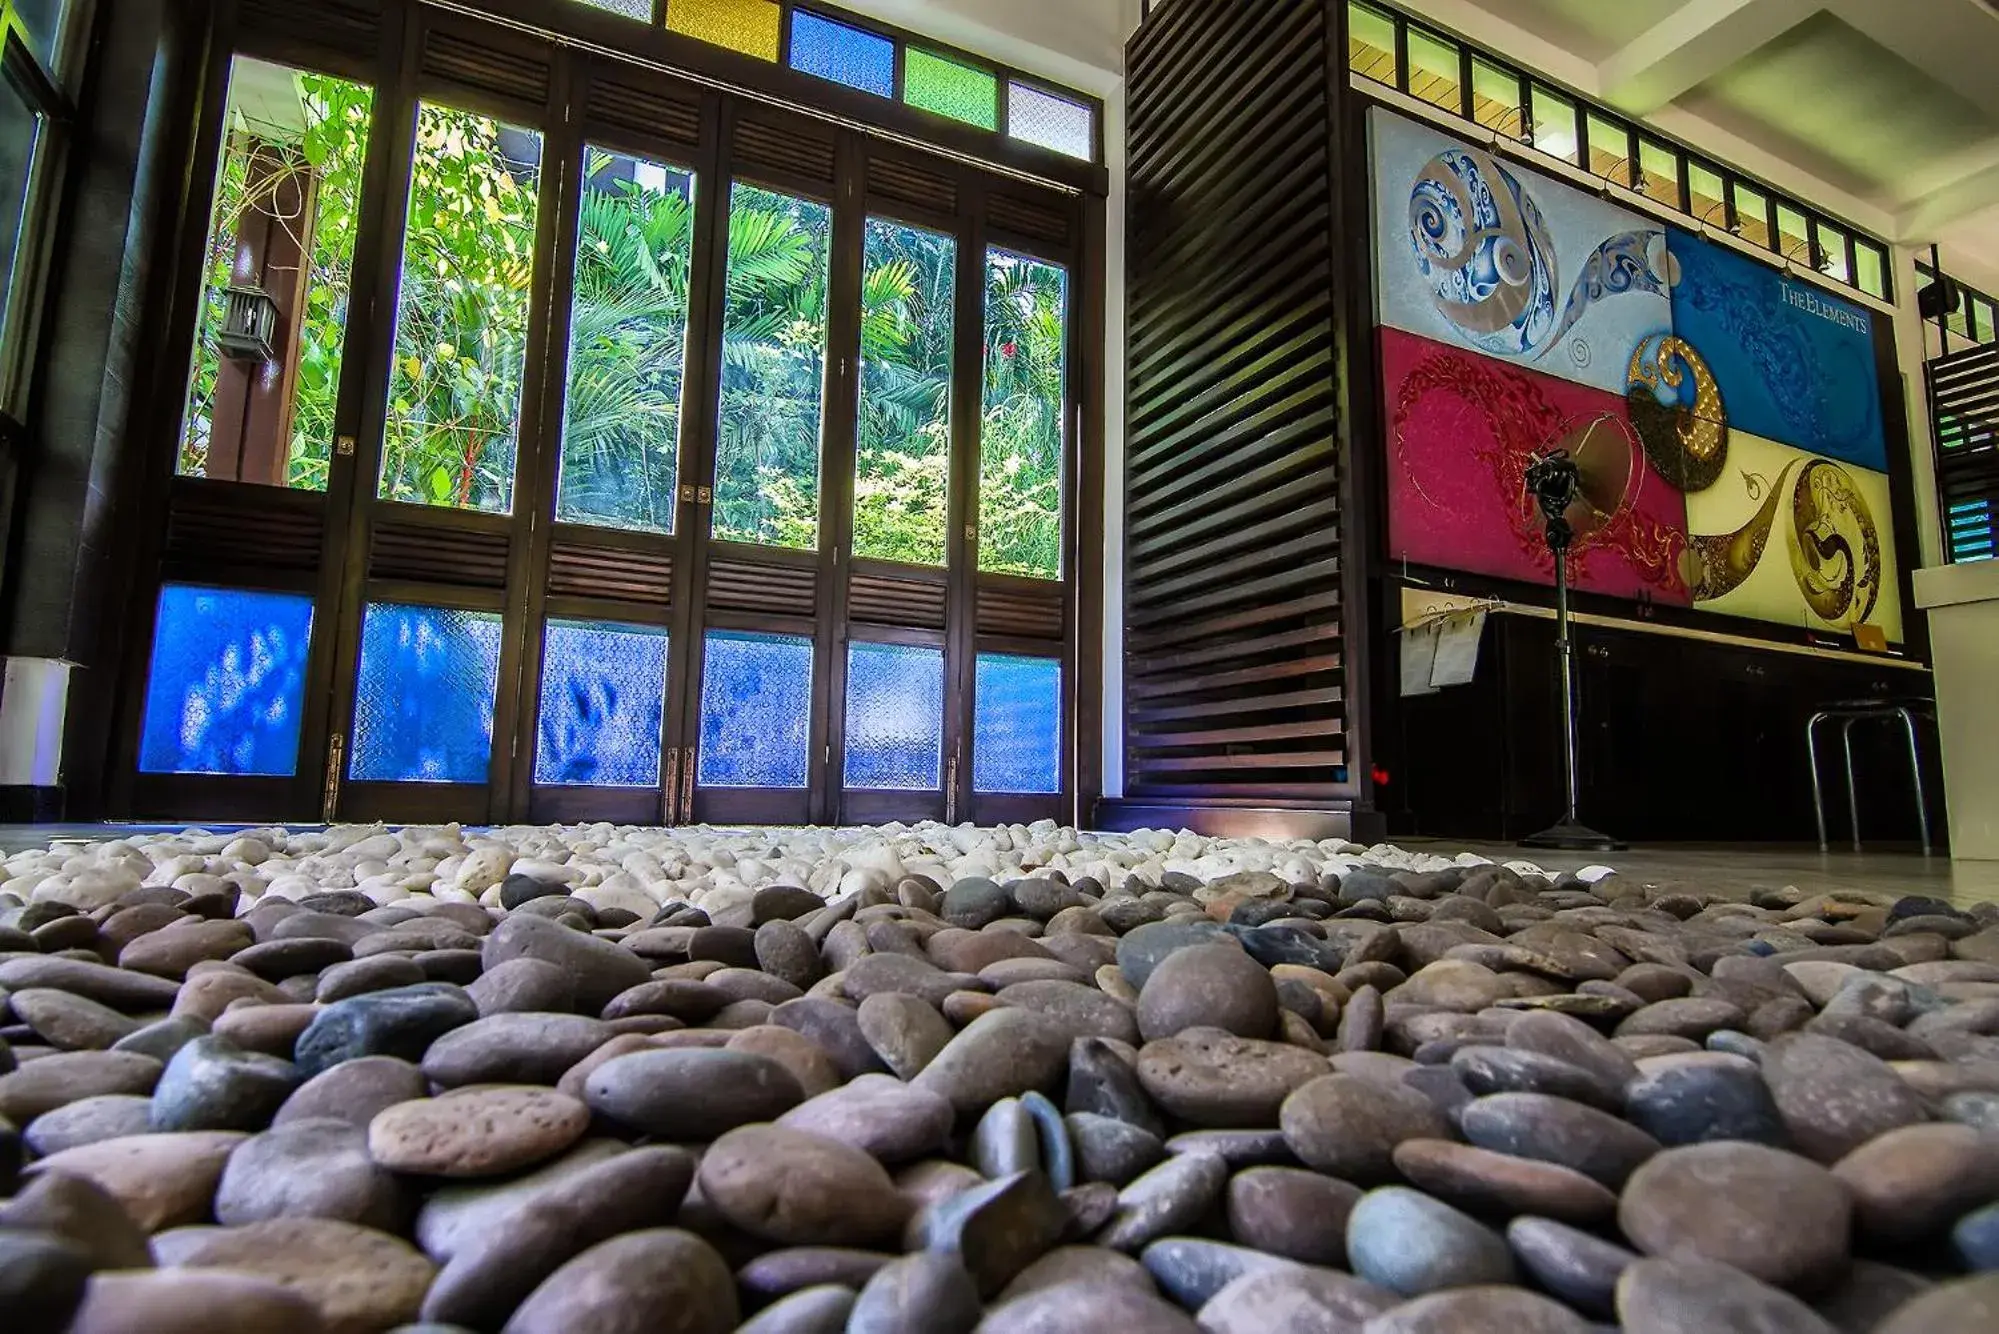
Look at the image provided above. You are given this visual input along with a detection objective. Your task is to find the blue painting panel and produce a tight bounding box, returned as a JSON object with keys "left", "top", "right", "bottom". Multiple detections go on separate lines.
{"left": 350, "top": 603, "right": 503, "bottom": 784}
{"left": 788, "top": 10, "right": 895, "bottom": 99}
{"left": 974, "top": 653, "right": 1061, "bottom": 794}
{"left": 1665, "top": 227, "right": 1887, "bottom": 470}
{"left": 535, "top": 620, "right": 668, "bottom": 787}
{"left": 844, "top": 642, "right": 943, "bottom": 789}
{"left": 1371, "top": 108, "right": 1671, "bottom": 399}
{"left": 139, "top": 586, "right": 314, "bottom": 776}
{"left": 699, "top": 630, "right": 813, "bottom": 788}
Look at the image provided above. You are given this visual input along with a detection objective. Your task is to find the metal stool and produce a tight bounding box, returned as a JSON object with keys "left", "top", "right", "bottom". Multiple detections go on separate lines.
{"left": 1806, "top": 699, "right": 1935, "bottom": 856}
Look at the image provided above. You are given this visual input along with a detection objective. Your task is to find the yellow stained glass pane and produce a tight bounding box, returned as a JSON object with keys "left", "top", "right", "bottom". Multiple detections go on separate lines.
{"left": 666, "top": 0, "right": 779, "bottom": 61}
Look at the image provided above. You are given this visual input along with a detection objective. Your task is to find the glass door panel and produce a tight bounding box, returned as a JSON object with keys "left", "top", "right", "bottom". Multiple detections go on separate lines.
{"left": 843, "top": 641, "right": 944, "bottom": 789}
{"left": 713, "top": 182, "right": 833, "bottom": 548}
{"left": 557, "top": 148, "right": 697, "bottom": 534}
{"left": 378, "top": 105, "right": 544, "bottom": 513}
{"left": 978, "top": 249, "right": 1067, "bottom": 579}
{"left": 177, "top": 58, "right": 375, "bottom": 490}
{"left": 348, "top": 602, "right": 504, "bottom": 784}
{"left": 138, "top": 586, "right": 316, "bottom": 777}
{"left": 973, "top": 652, "right": 1062, "bottom": 795}
{"left": 534, "top": 619, "right": 670, "bottom": 786}
{"left": 855, "top": 218, "right": 955, "bottom": 566}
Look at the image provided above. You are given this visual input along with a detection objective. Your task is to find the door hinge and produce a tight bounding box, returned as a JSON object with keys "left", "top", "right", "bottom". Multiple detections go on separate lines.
{"left": 322, "top": 733, "right": 346, "bottom": 822}
{"left": 336, "top": 434, "right": 356, "bottom": 458}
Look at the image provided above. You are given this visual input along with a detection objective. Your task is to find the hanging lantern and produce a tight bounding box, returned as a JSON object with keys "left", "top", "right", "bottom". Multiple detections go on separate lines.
{"left": 216, "top": 284, "right": 281, "bottom": 363}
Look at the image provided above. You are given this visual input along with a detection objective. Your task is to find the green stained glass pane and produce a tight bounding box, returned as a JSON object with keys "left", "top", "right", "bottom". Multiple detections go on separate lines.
{"left": 667, "top": 0, "right": 780, "bottom": 61}
{"left": 905, "top": 49, "right": 997, "bottom": 130}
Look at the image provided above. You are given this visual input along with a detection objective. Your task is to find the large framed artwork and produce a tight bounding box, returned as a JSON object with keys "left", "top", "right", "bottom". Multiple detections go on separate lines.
{"left": 1372, "top": 109, "right": 1904, "bottom": 643}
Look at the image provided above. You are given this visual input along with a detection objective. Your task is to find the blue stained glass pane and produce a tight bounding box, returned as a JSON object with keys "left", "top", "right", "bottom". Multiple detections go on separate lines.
{"left": 974, "top": 653, "right": 1061, "bottom": 794}
{"left": 699, "top": 630, "right": 813, "bottom": 787}
{"left": 788, "top": 10, "right": 895, "bottom": 98}
{"left": 350, "top": 603, "right": 503, "bottom": 784}
{"left": 844, "top": 642, "right": 943, "bottom": 789}
{"left": 139, "top": 586, "right": 315, "bottom": 776}
{"left": 535, "top": 620, "right": 669, "bottom": 787}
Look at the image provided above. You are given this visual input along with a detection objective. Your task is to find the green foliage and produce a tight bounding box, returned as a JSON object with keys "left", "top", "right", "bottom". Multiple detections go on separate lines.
{"left": 179, "top": 72, "right": 1070, "bottom": 579}
{"left": 180, "top": 72, "right": 374, "bottom": 489}
{"left": 378, "top": 105, "right": 541, "bottom": 513}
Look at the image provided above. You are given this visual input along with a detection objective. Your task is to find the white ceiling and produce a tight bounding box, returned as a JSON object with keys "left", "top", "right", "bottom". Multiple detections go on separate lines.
{"left": 1391, "top": 0, "right": 1999, "bottom": 287}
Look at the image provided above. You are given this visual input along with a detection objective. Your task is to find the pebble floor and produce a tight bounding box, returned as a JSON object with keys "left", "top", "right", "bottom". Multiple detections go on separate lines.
{"left": 0, "top": 821, "right": 1996, "bottom": 1333}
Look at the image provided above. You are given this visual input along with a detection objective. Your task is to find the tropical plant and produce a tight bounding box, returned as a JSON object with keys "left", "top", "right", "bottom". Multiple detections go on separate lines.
{"left": 180, "top": 72, "right": 1071, "bottom": 578}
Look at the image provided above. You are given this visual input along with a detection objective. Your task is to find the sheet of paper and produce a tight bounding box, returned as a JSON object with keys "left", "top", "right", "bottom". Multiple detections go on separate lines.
{"left": 1429, "top": 609, "right": 1487, "bottom": 689}
{"left": 1400, "top": 620, "right": 1441, "bottom": 697}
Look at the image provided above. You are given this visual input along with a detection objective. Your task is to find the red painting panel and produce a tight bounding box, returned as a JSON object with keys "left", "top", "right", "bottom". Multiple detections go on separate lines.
{"left": 1382, "top": 328, "right": 1692, "bottom": 604}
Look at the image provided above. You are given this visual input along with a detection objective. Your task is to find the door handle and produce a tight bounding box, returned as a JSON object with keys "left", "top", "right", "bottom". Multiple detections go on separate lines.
{"left": 680, "top": 745, "right": 696, "bottom": 824}
{"left": 663, "top": 746, "right": 680, "bottom": 825}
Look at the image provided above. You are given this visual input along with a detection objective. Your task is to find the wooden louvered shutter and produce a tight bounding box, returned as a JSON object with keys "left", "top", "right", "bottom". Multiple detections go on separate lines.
{"left": 1118, "top": 0, "right": 1368, "bottom": 831}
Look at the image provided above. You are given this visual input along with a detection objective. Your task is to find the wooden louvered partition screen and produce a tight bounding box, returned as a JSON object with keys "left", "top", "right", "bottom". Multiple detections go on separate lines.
{"left": 1119, "top": 0, "right": 1363, "bottom": 821}
{"left": 1930, "top": 342, "right": 1999, "bottom": 564}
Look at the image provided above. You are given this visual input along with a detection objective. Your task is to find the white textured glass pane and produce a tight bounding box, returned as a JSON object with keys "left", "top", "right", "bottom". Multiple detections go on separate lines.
{"left": 844, "top": 643, "right": 944, "bottom": 789}
{"left": 698, "top": 630, "right": 812, "bottom": 787}
{"left": 1008, "top": 83, "right": 1092, "bottom": 159}
{"left": 574, "top": 0, "right": 651, "bottom": 18}
{"left": 350, "top": 603, "right": 503, "bottom": 783}
{"left": 535, "top": 619, "right": 669, "bottom": 786}
{"left": 974, "top": 653, "right": 1061, "bottom": 794}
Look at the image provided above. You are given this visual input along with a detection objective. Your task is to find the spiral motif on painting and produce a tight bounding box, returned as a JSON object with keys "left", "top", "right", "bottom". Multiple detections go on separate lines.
{"left": 1625, "top": 334, "right": 1728, "bottom": 493}
{"left": 1789, "top": 459, "right": 1882, "bottom": 628}
{"left": 1411, "top": 148, "right": 1671, "bottom": 361}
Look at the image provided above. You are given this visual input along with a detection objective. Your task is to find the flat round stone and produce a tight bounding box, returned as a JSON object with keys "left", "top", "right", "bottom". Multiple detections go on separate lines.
{"left": 368, "top": 1087, "right": 588, "bottom": 1178}
{"left": 1137, "top": 1029, "right": 1328, "bottom": 1129}
{"left": 1619, "top": 1141, "right": 1850, "bottom": 1290}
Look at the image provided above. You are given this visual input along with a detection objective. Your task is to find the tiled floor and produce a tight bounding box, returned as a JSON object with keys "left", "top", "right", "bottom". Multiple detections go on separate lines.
{"left": 3, "top": 824, "right": 1992, "bottom": 908}
{"left": 1410, "top": 840, "right": 1999, "bottom": 908}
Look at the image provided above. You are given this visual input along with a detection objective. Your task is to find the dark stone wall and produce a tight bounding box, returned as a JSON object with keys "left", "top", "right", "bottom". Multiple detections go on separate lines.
{"left": 2, "top": 0, "right": 210, "bottom": 813}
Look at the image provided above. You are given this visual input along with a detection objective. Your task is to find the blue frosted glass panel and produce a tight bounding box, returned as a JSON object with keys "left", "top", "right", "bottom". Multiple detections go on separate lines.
{"left": 843, "top": 642, "right": 943, "bottom": 789}
{"left": 350, "top": 603, "right": 503, "bottom": 784}
{"left": 535, "top": 620, "right": 669, "bottom": 787}
{"left": 1008, "top": 83, "right": 1094, "bottom": 159}
{"left": 139, "top": 586, "right": 314, "bottom": 776}
{"left": 698, "top": 630, "right": 812, "bottom": 787}
{"left": 974, "top": 653, "right": 1061, "bottom": 794}
{"left": 788, "top": 10, "right": 894, "bottom": 98}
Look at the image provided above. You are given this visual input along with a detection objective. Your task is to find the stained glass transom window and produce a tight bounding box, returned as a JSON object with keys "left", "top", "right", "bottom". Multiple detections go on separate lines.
{"left": 698, "top": 630, "right": 813, "bottom": 787}
{"left": 139, "top": 586, "right": 314, "bottom": 777}
{"left": 1007, "top": 83, "right": 1092, "bottom": 160}
{"left": 666, "top": 0, "right": 781, "bottom": 61}
{"left": 350, "top": 602, "right": 503, "bottom": 784}
{"left": 903, "top": 49, "right": 997, "bottom": 130}
{"left": 974, "top": 653, "right": 1060, "bottom": 794}
{"left": 535, "top": 619, "right": 669, "bottom": 787}
{"left": 843, "top": 642, "right": 943, "bottom": 789}
{"left": 789, "top": 10, "right": 894, "bottom": 98}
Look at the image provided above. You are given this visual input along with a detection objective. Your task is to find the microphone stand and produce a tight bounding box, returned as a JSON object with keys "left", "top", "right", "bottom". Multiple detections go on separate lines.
{"left": 1520, "top": 451, "right": 1625, "bottom": 853}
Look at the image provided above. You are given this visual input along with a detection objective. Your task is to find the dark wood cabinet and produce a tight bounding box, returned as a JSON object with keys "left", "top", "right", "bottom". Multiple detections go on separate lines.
{"left": 1383, "top": 611, "right": 1938, "bottom": 846}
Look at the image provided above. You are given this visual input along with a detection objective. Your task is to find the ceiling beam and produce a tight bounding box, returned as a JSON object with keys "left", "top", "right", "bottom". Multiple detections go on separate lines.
{"left": 1830, "top": 0, "right": 1999, "bottom": 123}
{"left": 1898, "top": 140, "right": 1999, "bottom": 239}
{"left": 1598, "top": 0, "right": 1820, "bottom": 115}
